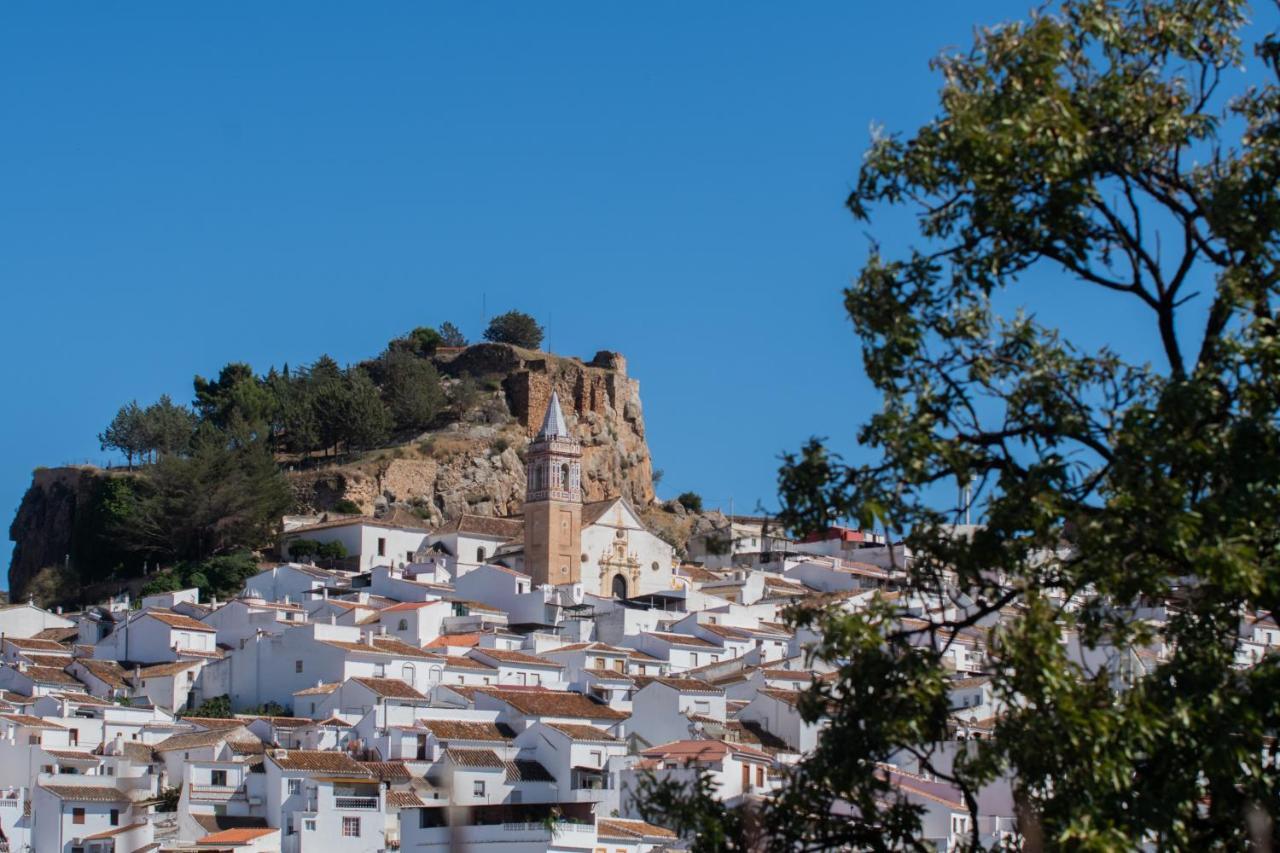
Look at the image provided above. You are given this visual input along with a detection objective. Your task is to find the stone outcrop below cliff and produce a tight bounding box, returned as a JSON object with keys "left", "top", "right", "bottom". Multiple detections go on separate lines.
{"left": 289, "top": 344, "right": 656, "bottom": 525}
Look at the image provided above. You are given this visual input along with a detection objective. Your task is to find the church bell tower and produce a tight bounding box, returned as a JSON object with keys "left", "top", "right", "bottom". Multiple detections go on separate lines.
{"left": 523, "top": 392, "right": 583, "bottom": 586}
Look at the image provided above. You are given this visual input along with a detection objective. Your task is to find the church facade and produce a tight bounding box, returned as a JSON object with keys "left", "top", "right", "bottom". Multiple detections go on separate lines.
{"left": 426, "top": 391, "right": 676, "bottom": 599}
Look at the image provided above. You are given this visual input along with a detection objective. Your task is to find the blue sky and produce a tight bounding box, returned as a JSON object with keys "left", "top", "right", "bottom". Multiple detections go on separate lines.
{"left": 3, "top": 3, "right": 1264, "bottom": 583}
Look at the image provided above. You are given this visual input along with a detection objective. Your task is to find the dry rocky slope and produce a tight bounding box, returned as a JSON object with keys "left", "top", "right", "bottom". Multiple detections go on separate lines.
{"left": 7, "top": 344, "right": 672, "bottom": 597}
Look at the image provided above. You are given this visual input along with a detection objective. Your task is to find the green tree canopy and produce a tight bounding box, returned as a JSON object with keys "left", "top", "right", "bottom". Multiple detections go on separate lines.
{"left": 193, "top": 363, "right": 276, "bottom": 438}
{"left": 140, "top": 394, "right": 197, "bottom": 460}
{"left": 482, "top": 310, "right": 544, "bottom": 349}
{"left": 381, "top": 349, "right": 447, "bottom": 432}
{"left": 642, "top": 0, "right": 1280, "bottom": 849}
{"left": 339, "top": 368, "right": 392, "bottom": 450}
{"left": 112, "top": 427, "right": 291, "bottom": 563}
{"left": 99, "top": 401, "right": 147, "bottom": 469}
{"left": 438, "top": 321, "right": 467, "bottom": 347}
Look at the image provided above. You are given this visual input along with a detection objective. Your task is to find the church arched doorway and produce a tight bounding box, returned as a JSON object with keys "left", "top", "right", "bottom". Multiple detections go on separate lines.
{"left": 612, "top": 574, "right": 628, "bottom": 600}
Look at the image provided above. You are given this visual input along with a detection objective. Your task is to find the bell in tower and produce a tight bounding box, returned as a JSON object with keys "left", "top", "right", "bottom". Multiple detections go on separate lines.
{"left": 523, "top": 392, "right": 583, "bottom": 586}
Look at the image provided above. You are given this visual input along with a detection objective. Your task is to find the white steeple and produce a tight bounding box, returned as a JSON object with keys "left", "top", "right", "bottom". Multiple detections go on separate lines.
{"left": 537, "top": 391, "right": 570, "bottom": 439}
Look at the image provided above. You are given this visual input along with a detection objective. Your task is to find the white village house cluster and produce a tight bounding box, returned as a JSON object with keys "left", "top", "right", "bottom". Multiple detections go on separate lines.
{"left": 0, "top": 393, "right": 1275, "bottom": 852}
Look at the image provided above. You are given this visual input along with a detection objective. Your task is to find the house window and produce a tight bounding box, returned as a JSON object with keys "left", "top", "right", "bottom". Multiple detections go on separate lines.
{"left": 402, "top": 664, "right": 416, "bottom": 686}
{"left": 377, "top": 538, "right": 387, "bottom": 557}
{"left": 288, "top": 778, "right": 302, "bottom": 796}
{"left": 398, "top": 619, "right": 409, "bottom": 632}
{"left": 72, "top": 807, "right": 85, "bottom": 824}
{"left": 295, "top": 660, "right": 304, "bottom": 674}
{"left": 690, "top": 653, "right": 699, "bottom": 667}
{"left": 595, "top": 657, "right": 606, "bottom": 669}
{"left": 343, "top": 815, "right": 363, "bottom": 837}
{"left": 473, "top": 780, "right": 485, "bottom": 797}
{"left": 477, "top": 546, "right": 486, "bottom": 563}
{"left": 694, "top": 701, "right": 710, "bottom": 715}
{"left": 304, "top": 818, "right": 317, "bottom": 831}
{"left": 211, "top": 770, "right": 227, "bottom": 787}
{"left": 590, "top": 750, "right": 602, "bottom": 766}
{"left": 756, "top": 766, "right": 765, "bottom": 787}
{"left": 110, "top": 808, "right": 119, "bottom": 826}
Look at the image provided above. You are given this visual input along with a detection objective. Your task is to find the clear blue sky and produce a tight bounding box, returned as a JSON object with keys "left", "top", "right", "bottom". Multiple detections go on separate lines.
{"left": 4, "top": 2, "right": 1256, "bottom": 583}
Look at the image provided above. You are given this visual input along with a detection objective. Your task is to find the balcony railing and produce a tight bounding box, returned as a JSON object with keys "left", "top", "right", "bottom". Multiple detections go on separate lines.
{"left": 334, "top": 796, "right": 379, "bottom": 810}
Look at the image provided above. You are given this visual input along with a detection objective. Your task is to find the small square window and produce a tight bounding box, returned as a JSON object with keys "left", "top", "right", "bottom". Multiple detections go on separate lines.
{"left": 72, "top": 808, "right": 85, "bottom": 824}
{"left": 295, "top": 660, "right": 304, "bottom": 673}
{"left": 287, "top": 778, "right": 302, "bottom": 796}
{"left": 343, "top": 816, "right": 361, "bottom": 837}
{"left": 473, "top": 780, "right": 485, "bottom": 797}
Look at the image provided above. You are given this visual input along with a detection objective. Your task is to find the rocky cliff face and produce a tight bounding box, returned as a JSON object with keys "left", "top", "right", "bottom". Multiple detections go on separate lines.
{"left": 8, "top": 466, "right": 108, "bottom": 599}
{"left": 289, "top": 344, "right": 657, "bottom": 525}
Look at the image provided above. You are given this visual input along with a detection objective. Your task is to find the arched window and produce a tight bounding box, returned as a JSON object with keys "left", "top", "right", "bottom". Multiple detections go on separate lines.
{"left": 612, "top": 574, "right": 628, "bottom": 599}
{"left": 560, "top": 463, "right": 571, "bottom": 488}
{"left": 477, "top": 546, "right": 486, "bottom": 563}
{"left": 402, "top": 663, "right": 416, "bottom": 687}
{"left": 397, "top": 619, "right": 408, "bottom": 632}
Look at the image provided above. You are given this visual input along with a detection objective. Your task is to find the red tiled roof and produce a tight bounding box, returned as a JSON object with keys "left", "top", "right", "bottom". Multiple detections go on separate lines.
{"left": 351, "top": 677, "right": 427, "bottom": 700}
{"left": 145, "top": 610, "right": 215, "bottom": 632}
{"left": 198, "top": 827, "right": 279, "bottom": 844}
{"left": 469, "top": 648, "right": 564, "bottom": 668}
{"left": 425, "top": 632, "right": 482, "bottom": 649}
{"left": 478, "top": 688, "right": 627, "bottom": 721}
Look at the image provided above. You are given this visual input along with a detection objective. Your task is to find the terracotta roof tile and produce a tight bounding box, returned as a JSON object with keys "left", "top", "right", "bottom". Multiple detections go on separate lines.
{"left": 451, "top": 514, "right": 524, "bottom": 539}
{"left": 351, "top": 677, "right": 427, "bottom": 700}
{"left": 469, "top": 648, "right": 564, "bottom": 668}
{"left": 41, "top": 784, "right": 129, "bottom": 802}
{"left": 597, "top": 818, "right": 678, "bottom": 841}
{"left": 478, "top": 688, "right": 627, "bottom": 721}
{"left": 445, "top": 748, "right": 504, "bottom": 769}
{"left": 24, "top": 666, "right": 82, "bottom": 686}
{"left": 545, "top": 723, "right": 621, "bottom": 743}
{"left": 145, "top": 610, "right": 215, "bottom": 632}
{"left": 269, "top": 749, "right": 370, "bottom": 776}
{"left": 321, "top": 638, "right": 443, "bottom": 661}
{"left": 643, "top": 631, "right": 719, "bottom": 649}
{"left": 420, "top": 720, "right": 515, "bottom": 742}
{"left": 634, "top": 676, "right": 724, "bottom": 696}
{"left": 198, "top": 827, "right": 278, "bottom": 844}
{"left": 387, "top": 790, "right": 427, "bottom": 808}
{"left": 361, "top": 761, "right": 412, "bottom": 783}
{"left": 4, "top": 637, "right": 70, "bottom": 651}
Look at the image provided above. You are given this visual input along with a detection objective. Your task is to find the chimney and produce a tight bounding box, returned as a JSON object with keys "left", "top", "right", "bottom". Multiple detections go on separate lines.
{"left": 378, "top": 626, "right": 386, "bottom": 636}
{"left": 60, "top": 697, "right": 69, "bottom": 717}
{"left": 329, "top": 614, "right": 336, "bottom": 626}
{"left": 316, "top": 679, "right": 323, "bottom": 689}
{"left": 366, "top": 632, "right": 375, "bottom": 647}
{"left": 55, "top": 606, "right": 62, "bottom": 615}
{"left": 133, "top": 665, "right": 142, "bottom": 682}
{"left": 273, "top": 748, "right": 287, "bottom": 759}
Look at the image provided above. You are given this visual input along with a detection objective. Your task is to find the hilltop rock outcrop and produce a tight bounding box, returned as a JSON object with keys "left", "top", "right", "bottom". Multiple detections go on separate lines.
{"left": 284, "top": 344, "right": 656, "bottom": 524}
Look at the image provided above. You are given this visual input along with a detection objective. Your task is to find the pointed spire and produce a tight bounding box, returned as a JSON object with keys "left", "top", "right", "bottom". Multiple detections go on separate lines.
{"left": 537, "top": 391, "right": 570, "bottom": 439}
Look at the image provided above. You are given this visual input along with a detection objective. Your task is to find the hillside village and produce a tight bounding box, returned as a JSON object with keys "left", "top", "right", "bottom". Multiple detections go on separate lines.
{"left": 0, "top": 391, "right": 1274, "bottom": 852}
